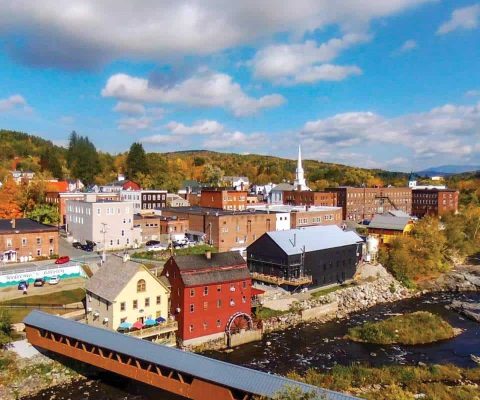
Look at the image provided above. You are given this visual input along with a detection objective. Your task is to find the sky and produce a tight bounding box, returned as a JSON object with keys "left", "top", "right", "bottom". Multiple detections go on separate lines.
{"left": 0, "top": 0, "right": 479, "bottom": 172}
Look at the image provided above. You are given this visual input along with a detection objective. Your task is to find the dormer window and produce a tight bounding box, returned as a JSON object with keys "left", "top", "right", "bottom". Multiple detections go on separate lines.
{"left": 137, "top": 279, "right": 146, "bottom": 292}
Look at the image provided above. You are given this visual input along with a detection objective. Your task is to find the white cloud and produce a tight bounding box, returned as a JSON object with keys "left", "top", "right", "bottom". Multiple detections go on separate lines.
{"left": 0, "top": 1, "right": 433, "bottom": 68}
{"left": 140, "top": 134, "right": 178, "bottom": 145}
{"left": 113, "top": 101, "right": 145, "bottom": 116}
{"left": 0, "top": 94, "right": 29, "bottom": 112}
{"left": 166, "top": 120, "right": 224, "bottom": 135}
{"left": 118, "top": 116, "right": 154, "bottom": 132}
{"left": 395, "top": 39, "right": 418, "bottom": 54}
{"left": 59, "top": 115, "right": 75, "bottom": 124}
{"left": 252, "top": 33, "right": 368, "bottom": 84}
{"left": 466, "top": 89, "right": 480, "bottom": 97}
{"left": 202, "top": 131, "right": 267, "bottom": 149}
{"left": 437, "top": 4, "right": 480, "bottom": 35}
{"left": 300, "top": 101, "right": 480, "bottom": 164}
{"left": 102, "top": 71, "right": 285, "bottom": 116}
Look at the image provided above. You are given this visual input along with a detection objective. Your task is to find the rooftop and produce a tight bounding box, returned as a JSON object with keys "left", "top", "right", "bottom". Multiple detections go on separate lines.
{"left": 247, "top": 204, "right": 341, "bottom": 213}
{"left": 368, "top": 214, "right": 412, "bottom": 231}
{"left": 271, "top": 183, "right": 294, "bottom": 191}
{"left": 86, "top": 256, "right": 168, "bottom": 302}
{"left": 172, "top": 251, "right": 249, "bottom": 286}
{"left": 160, "top": 206, "right": 270, "bottom": 217}
{"left": 260, "top": 225, "right": 363, "bottom": 256}
{"left": 0, "top": 218, "right": 57, "bottom": 234}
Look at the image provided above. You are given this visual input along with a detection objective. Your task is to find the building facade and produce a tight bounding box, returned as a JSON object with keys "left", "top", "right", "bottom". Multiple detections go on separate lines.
{"left": 367, "top": 214, "right": 414, "bottom": 245}
{"left": 86, "top": 256, "right": 171, "bottom": 333}
{"left": 162, "top": 252, "right": 251, "bottom": 345}
{"left": 0, "top": 219, "right": 58, "bottom": 262}
{"left": 412, "top": 188, "right": 459, "bottom": 217}
{"left": 247, "top": 225, "right": 363, "bottom": 290}
{"left": 66, "top": 198, "right": 140, "bottom": 250}
{"left": 199, "top": 188, "right": 248, "bottom": 211}
{"left": 283, "top": 191, "right": 337, "bottom": 207}
{"left": 161, "top": 207, "right": 278, "bottom": 252}
{"left": 134, "top": 214, "right": 189, "bottom": 243}
{"left": 326, "top": 187, "right": 412, "bottom": 221}
{"left": 120, "top": 190, "right": 168, "bottom": 212}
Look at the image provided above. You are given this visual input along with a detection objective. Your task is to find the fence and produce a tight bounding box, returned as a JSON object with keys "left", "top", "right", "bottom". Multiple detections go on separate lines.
{"left": 0, "top": 302, "right": 84, "bottom": 310}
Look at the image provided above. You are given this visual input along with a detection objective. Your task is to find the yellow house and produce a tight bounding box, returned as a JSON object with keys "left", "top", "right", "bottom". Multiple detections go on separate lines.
{"left": 85, "top": 255, "right": 171, "bottom": 333}
{"left": 367, "top": 214, "right": 414, "bottom": 245}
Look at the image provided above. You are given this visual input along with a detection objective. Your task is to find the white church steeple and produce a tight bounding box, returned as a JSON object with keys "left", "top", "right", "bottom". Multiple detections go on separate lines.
{"left": 294, "top": 144, "right": 310, "bottom": 191}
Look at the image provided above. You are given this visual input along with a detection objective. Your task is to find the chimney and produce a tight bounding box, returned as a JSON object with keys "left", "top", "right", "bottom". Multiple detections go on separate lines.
{"left": 205, "top": 250, "right": 212, "bottom": 260}
{"left": 11, "top": 219, "right": 15, "bottom": 229}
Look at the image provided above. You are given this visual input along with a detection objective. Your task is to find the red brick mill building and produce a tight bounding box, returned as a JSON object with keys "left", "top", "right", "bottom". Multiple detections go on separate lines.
{"left": 162, "top": 251, "right": 252, "bottom": 346}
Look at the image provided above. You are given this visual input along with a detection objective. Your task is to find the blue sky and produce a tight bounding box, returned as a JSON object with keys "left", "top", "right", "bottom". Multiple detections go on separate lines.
{"left": 0, "top": 0, "right": 479, "bottom": 171}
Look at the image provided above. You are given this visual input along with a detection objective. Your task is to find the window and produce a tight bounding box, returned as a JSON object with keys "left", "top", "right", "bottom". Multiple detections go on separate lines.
{"left": 156, "top": 296, "right": 161, "bottom": 305}
{"left": 203, "top": 301, "right": 208, "bottom": 310}
{"left": 203, "top": 321, "right": 208, "bottom": 330}
{"left": 190, "top": 288, "right": 195, "bottom": 297}
{"left": 49, "top": 248, "right": 54, "bottom": 255}
{"left": 242, "top": 281, "right": 247, "bottom": 289}
{"left": 190, "top": 304, "right": 194, "bottom": 313}
{"left": 203, "top": 286, "right": 208, "bottom": 296}
{"left": 121, "top": 230, "right": 124, "bottom": 237}
{"left": 189, "top": 324, "right": 194, "bottom": 332}
{"left": 110, "top": 240, "right": 113, "bottom": 246}
{"left": 216, "top": 319, "right": 221, "bottom": 327}
{"left": 36, "top": 237, "right": 41, "bottom": 245}
{"left": 145, "top": 297, "right": 150, "bottom": 307}
{"left": 216, "top": 299, "right": 222, "bottom": 308}
{"left": 137, "top": 279, "right": 146, "bottom": 292}
{"left": 230, "top": 299, "right": 235, "bottom": 306}
{"left": 36, "top": 249, "right": 41, "bottom": 256}
{"left": 120, "top": 302, "right": 126, "bottom": 311}
{"left": 120, "top": 317, "right": 126, "bottom": 323}
{"left": 49, "top": 237, "right": 54, "bottom": 244}
{"left": 242, "top": 296, "right": 246, "bottom": 303}
{"left": 133, "top": 300, "right": 138, "bottom": 309}
{"left": 217, "top": 285, "right": 221, "bottom": 292}
{"left": 21, "top": 238, "right": 27, "bottom": 246}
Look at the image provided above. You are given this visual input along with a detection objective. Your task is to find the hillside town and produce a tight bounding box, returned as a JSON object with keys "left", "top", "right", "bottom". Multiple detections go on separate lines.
{"left": 1, "top": 2, "right": 480, "bottom": 400}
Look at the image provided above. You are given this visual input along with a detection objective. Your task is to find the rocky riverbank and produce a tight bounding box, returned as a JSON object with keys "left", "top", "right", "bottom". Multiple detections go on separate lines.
{"left": 0, "top": 351, "right": 88, "bottom": 400}
{"left": 421, "top": 265, "right": 480, "bottom": 292}
{"left": 449, "top": 300, "right": 480, "bottom": 322}
{"left": 262, "top": 273, "right": 412, "bottom": 333}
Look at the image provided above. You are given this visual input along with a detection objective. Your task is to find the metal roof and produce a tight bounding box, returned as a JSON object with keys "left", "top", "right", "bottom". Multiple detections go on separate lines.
{"left": 0, "top": 218, "right": 57, "bottom": 234}
{"left": 24, "top": 311, "right": 360, "bottom": 400}
{"left": 368, "top": 215, "right": 411, "bottom": 231}
{"left": 264, "top": 225, "right": 363, "bottom": 256}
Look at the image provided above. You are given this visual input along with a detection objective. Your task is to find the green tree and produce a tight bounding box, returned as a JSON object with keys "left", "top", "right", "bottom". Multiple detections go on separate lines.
{"left": 126, "top": 142, "right": 149, "bottom": 179}
{"left": 40, "top": 147, "right": 63, "bottom": 179}
{"left": 66, "top": 131, "right": 100, "bottom": 185}
{"left": 0, "top": 309, "right": 12, "bottom": 347}
{"left": 201, "top": 164, "right": 224, "bottom": 186}
{"left": 27, "top": 204, "right": 60, "bottom": 225}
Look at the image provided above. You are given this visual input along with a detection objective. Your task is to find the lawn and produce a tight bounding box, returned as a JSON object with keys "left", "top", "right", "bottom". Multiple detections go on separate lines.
{"left": 132, "top": 244, "right": 217, "bottom": 260}
{"left": 2, "top": 307, "right": 73, "bottom": 324}
{"left": 1, "top": 288, "right": 85, "bottom": 307}
{"left": 345, "top": 311, "right": 456, "bottom": 345}
{"left": 255, "top": 306, "right": 290, "bottom": 320}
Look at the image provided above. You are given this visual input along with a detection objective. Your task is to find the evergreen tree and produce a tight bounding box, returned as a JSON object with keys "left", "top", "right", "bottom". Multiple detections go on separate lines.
{"left": 126, "top": 142, "right": 149, "bottom": 179}
{"left": 40, "top": 147, "right": 63, "bottom": 179}
{"left": 66, "top": 131, "right": 100, "bottom": 185}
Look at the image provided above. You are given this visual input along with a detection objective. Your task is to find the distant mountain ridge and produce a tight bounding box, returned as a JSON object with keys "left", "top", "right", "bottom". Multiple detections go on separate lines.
{"left": 415, "top": 165, "right": 480, "bottom": 177}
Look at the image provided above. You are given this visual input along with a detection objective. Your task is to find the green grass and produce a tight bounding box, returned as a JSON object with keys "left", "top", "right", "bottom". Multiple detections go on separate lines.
{"left": 285, "top": 364, "right": 480, "bottom": 400}
{"left": 310, "top": 283, "right": 354, "bottom": 298}
{"left": 1, "top": 288, "right": 85, "bottom": 306}
{"left": 255, "top": 306, "right": 290, "bottom": 320}
{"left": 132, "top": 244, "right": 217, "bottom": 260}
{"left": 346, "top": 311, "right": 456, "bottom": 345}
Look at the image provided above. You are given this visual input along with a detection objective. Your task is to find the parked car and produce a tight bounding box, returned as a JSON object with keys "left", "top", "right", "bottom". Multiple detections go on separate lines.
{"left": 34, "top": 277, "right": 46, "bottom": 287}
{"left": 18, "top": 280, "right": 29, "bottom": 290}
{"left": 49, "top": 276, "right": 60, "bottom": 285}
{"left": 85, "top": 240, "right": 96, "bottom": 248}
{"left": 55, "top": 256, "right": 70, "bottom": 264}
{"left": 172, "top": 240, "right": 188, "bottom": 249}
{"left": 72, "top": 241, "right": 83, "bottom": 249}
{"left": 145, "top": 240, "right": 161, "bottom": 246}
{"left": 81, "top": 244, "right": 94, "bottom": 252}
{"left": 146, "top": 242, "right": 167, "bottom": 251}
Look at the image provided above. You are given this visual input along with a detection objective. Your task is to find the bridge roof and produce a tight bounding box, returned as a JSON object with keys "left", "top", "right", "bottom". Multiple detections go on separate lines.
{"left": 24, "top": 311, "right": 359, "bottom": 400}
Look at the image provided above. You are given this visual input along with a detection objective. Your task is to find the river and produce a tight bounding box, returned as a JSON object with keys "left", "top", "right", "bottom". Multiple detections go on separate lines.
{"left": 24, "top": 291, "right": 480, "bottom": 400}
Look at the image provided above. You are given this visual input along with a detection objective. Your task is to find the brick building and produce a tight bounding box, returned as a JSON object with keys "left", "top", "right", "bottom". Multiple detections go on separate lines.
{"left": 162, "top": 251, "right": 251, "bottom": 345}
{"left": 133, "top": 214, "right": 189, "bottom": 243}
{"left": 161, "top": 207, "right": 277, "bottom": 252}
{"left": 0, "top": 219, "right": 58, "bottom": 263}
{"left": 325, "top": 187, "right": 412, "bottom": 221}
{"left": 412, "top": 188, "right": 459, "bottom": 217}
{"left": 199, "top": 188, "right": 248, "bottom": 211}
{"left": 283, "top": 191, "right": 337, "bottom": 207}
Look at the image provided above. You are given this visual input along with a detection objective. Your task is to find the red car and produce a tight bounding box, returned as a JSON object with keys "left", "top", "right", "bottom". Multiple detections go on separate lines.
{"left": 55, "top": 256, "right": 70, "bottom": 264}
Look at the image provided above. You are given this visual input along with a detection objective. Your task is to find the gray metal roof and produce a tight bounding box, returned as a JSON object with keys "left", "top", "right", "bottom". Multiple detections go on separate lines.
{"left": 265, "top": 225, "right": 363, "bottom": 256}
{"left": 0, "top": 218, "right": 57, "bottom": 234}
{"left": 24, "top": 311, "right": 360, "bottom": 400}
{"left": 85, "top": 256, "right": 169, "bottom": 302}
{"left": 271, "top": 183, "right": 294, "bottom": 191}
{"left": 368, "top": 215, "right": 411, "bottom": 231}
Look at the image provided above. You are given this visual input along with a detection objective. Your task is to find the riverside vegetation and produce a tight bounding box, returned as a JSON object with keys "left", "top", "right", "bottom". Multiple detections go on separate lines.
{"left": 345, "top": 311, "right": 457, "bottom": 345}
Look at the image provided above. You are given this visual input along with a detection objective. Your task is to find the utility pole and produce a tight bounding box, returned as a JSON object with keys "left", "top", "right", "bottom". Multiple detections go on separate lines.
{"left": 100, "top": 223, "right": 108, "bottom": 264}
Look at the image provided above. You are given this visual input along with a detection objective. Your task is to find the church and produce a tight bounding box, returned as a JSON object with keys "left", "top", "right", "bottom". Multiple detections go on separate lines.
{"left": 293, "top": 145, "right": 310, "bottom": 191}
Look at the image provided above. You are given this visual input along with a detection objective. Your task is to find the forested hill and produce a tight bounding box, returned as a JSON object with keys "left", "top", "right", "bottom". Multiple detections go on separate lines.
{"left": 0, "top": 129, "right": 409, "bottom": 191}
